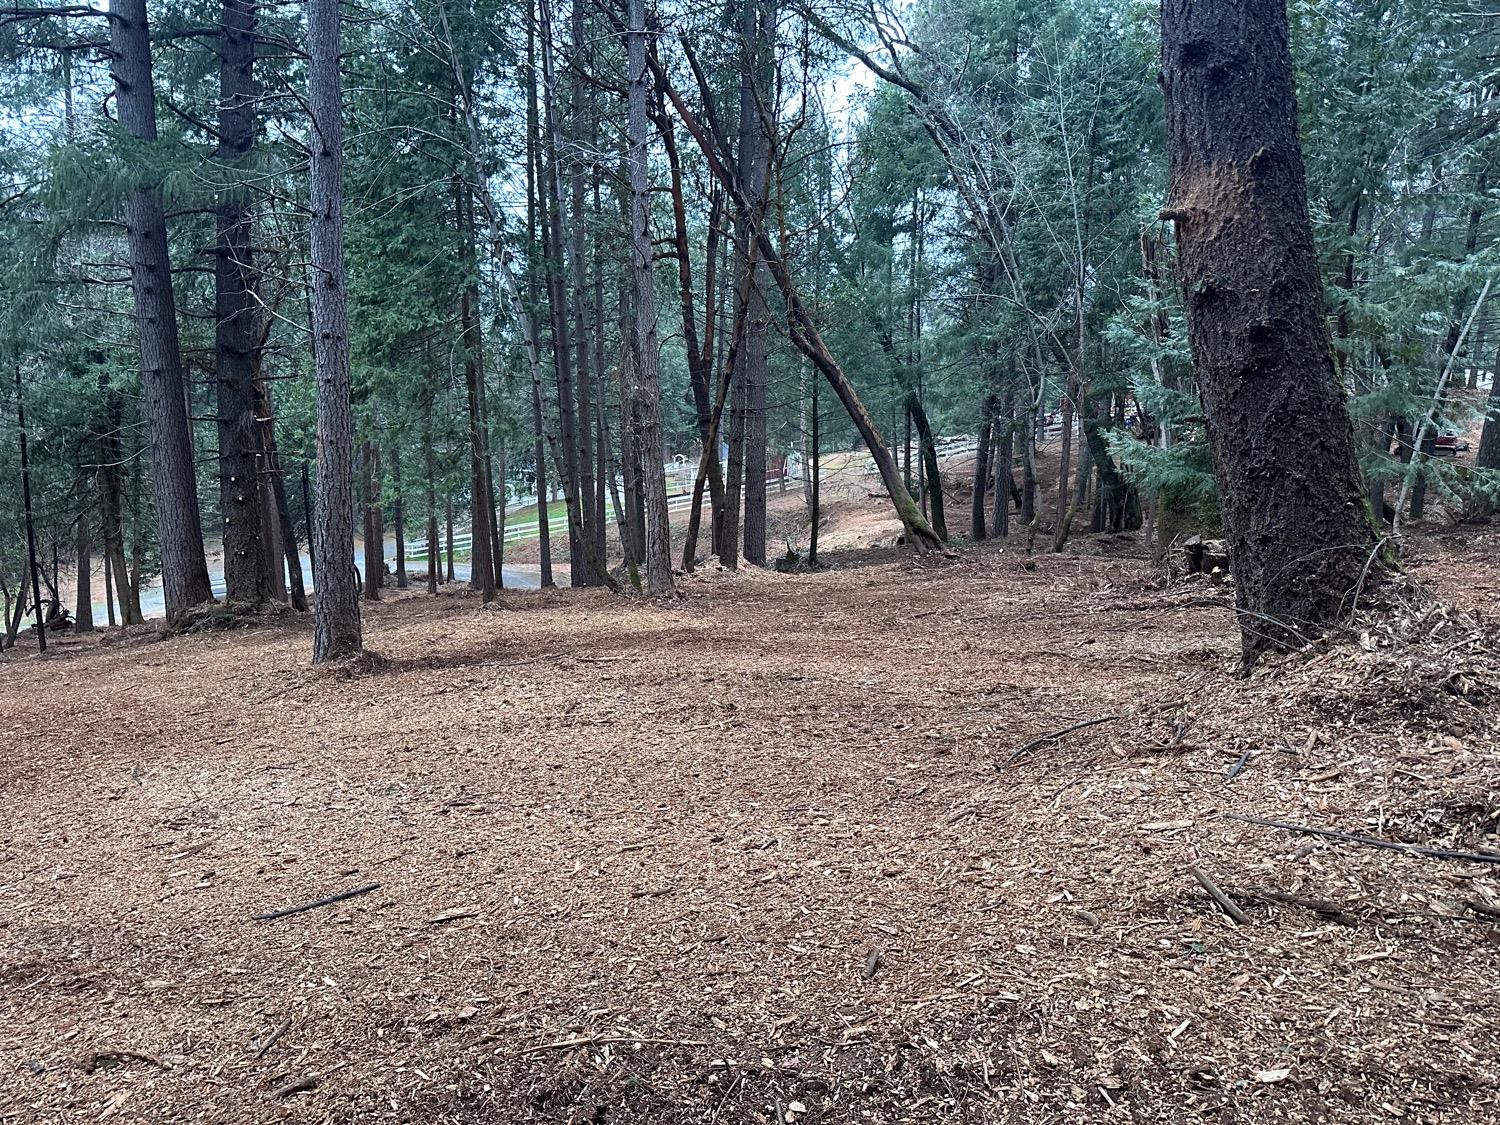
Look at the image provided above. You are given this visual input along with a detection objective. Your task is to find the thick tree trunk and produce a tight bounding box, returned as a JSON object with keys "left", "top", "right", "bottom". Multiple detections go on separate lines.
{"left": 109, "top": 0, "right": 213, "bottom": 620}
{"left": 308, "top": 0, "right": 362, "bottom": 661}
{"left": 627, "top": 0, "right": 674, "bottom": 594}
{"left": 1161, "top": 0, "right": 1383, "bottom": 666}
{"left": 214, "top": 0, "right": 270, "bottom": 605}
{"left": 1479, "top": 375, "right": 1500, "bottom": 470}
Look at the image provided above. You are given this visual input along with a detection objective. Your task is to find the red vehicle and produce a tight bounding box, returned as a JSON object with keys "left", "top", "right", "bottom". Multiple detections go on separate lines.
{"left": 1434, "top": 434, "right": 1470, "bottom": 457}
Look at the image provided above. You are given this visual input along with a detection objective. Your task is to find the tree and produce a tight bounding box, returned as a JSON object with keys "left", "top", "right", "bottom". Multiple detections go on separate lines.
{"left": 627, "top": 0, "right": 673, "bottom": 594}
{"left": 214, "top": 0, "right": 271, "bottom": 604}
{"left": 110, "top": 0, "right": 214, "bottom": 620}
{"left": 308, "top": 0, "right": 362, "bottom": 662}
{"left": 1159, "top": 0, "right": 1385, "bottom": 667}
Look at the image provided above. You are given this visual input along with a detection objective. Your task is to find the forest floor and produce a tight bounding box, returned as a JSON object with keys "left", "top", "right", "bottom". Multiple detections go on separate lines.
{"left": 1, "top": 518, "right": 1498, "bottom": 1124}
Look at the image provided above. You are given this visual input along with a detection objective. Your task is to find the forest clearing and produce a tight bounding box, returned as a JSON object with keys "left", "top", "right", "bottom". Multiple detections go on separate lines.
{"left": 4, "top": 0, "right": 1500, "bottom": 1117}
{"left": 2, "top": 518, "right": 1498, "bottom": 1123}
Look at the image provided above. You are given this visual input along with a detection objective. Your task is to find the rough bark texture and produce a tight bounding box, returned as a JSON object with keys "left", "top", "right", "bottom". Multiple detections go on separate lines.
{"left": 735, "top": 0, "right": 774, "bottom": 567}
{"left": 1479, "top": 376, "right": 1500, "bottom": 469}
{"left": 109, "top": 0, "right": 214, "bottom": 620}
{"left": 1161, "top": 0, "right": 1382, "bottom": 666}
{"left": 308, "top": 0, "right": 362, "bottom": 662}
{"left": 214, "top": 0, "right": 270, "bottom": 605}
{"left": 627, "top": 0, "right": 673, "bottom": 594}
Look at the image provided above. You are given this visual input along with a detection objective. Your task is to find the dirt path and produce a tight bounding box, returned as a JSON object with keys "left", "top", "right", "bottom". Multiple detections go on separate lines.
{"left": 1, "top": 535, "right": 1496, "bottom": 1123}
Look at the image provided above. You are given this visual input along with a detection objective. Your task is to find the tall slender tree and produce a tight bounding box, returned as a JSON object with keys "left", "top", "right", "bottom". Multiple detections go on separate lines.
{"left": 308, "top": 0, "right": 362, "bottom": 662}
{"left": 215, "top": 0, "right": 271, "bottom": 604}
{"left": 627, "top": 0, "right": 673, "bottom": 594}
{"left": 109, "top": 0, "right": 214, "bottom": 619}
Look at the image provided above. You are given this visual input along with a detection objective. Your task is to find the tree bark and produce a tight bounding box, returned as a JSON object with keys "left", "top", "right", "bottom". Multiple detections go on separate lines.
{"left": 308, "top": 0, "right": 362, "bottom": 661}
{"left": 457, "top": 185, "right": 496, "bottom": 603}
{"left": 971, "top": 394, "right": 995, "bottom": 540}
{"left": 214, "top": 0, "right": 270, "bottom": 605}
{"left": 1160, "top": 0, "right": 1383, "bottom": 666}
{"left": 735, "top": 0, "right": 775, "bottom": 567}
{"left": 109, "top": 0, "right": 214, "bottom": 620}
{"left": 627, "top": 0, "right": 674, "bottom": 594}
{"left": 538, "top": 0, "right": 586, "bottom": 585}
{"left": 363, "top": 441, "right": 383, "bottom": 601}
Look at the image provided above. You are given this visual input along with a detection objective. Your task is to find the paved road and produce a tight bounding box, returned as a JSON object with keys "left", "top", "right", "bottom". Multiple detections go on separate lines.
{"left": 122, "top": 544, "right": 539, "bottom": 622}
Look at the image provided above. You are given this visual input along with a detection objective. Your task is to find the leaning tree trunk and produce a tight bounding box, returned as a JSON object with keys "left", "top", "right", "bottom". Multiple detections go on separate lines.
{"left": 1160, "top": 0, "right": 1383, "bottom": 668}
{"left": 109, "top": 0, "right": 214, "bottom": 620}
{"left": 307, "top": 0, "right": 362, "bottom": 662}
{"left": 214, "top": 0, "right": 270, "bottom": 605}
{"left": 627, "top": 0, "right": 673, "bottom": 594}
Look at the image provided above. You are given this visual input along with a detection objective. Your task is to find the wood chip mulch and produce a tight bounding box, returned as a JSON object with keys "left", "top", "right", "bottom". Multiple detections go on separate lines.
{"left": 0, "top": 529, "right": 1496, "bottom": 1123}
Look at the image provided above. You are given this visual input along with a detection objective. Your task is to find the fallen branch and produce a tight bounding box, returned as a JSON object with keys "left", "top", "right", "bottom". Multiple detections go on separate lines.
{"left": 250, "top": 1016, "right": 292, "bottom": 1061}
{"left": 1228, "top": 815, "right": 1500, "bottom": 864}
{"left": 254, "top": 883, "right": 380, "bottom": 921}
{"left": 1236, "top": 886, "right": 1354, "bottom": 925}
{"left": 1190, "top": 863, "right": 1250, "bottom": 925}
{"left": 999, "top": 715, "right": 1121, "bottom": 770}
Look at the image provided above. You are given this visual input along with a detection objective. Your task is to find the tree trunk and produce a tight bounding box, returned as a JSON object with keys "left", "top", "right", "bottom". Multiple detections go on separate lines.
{"left": 98, "top": 383, "right": 142, "bottom": 625}
{"left": 308, "top": 0, "right": 362, "bottom": 661}
{"left": 627, "top": 0, "right": 674, "bottom": 594}
{"left": 103, "top": 550, "right": 116, "bottom": 627}
{"left": 445, "top": 498, "right": 456, "bottom": 582}
{"left": 658, "top": 53, "right": 945, "bottom": 553}
{"left": 522, "top": 0, "right": 555, "bottom": 589}
{"left": 538, "top": 0, "right": 585, "bottom": 585}
{"left": 569, "top": 0, "right": 598, "bottom": 586}
{"left": 808, "top": 368, "right": 820, "bottom": 566}
{"left": 214, "top": 0, "right": 270, "bottom": 605}
{"left": 994, "top": 391, "right": 1014, "bottom": 539}
{"left": 1479, "top": 373, "right": 1500, "bottom": 470}
{"left": 458, "top": 193, "right": 496, "bottom": 602}
{"left": 363, "top": 441, "right": 383, "bottom": 601}
{"left": 255, "top": 378, "right": 307, "bottom": 610}
{"left": 109, "top": 0, "right": 214, "bottom": 620}
{"left": 392, "top": 444, "right": 408, "bottom": 589}
{"left": 907, "top": 391, "right": 947, "bottom": 542}
{"left": 1161, "top": 0, "right": 1383, "bottom": 666}
{"left": 660, "top": 106, "right": 727, "bottom": 561}
{"left": 971, "top": 394, "right": 995, "bottom": 540}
